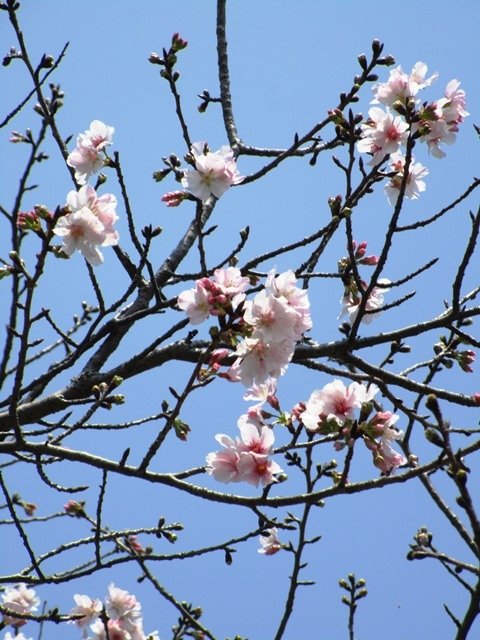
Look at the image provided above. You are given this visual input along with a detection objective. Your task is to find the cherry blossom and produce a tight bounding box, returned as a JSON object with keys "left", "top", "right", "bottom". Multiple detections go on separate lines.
{"left": 227, "top": 337, "right": 295, "bottom": 386}
{"left": 385, "top": 152, "right": 428, "bottom": 205}
{"left": 177, "top": 280, "right": 211, "bottom": 324}
{"left": 243, "top": 378, "right": 278, "bottom": 409}
{"left": 237, "top": 452, "right": 283, "bottom": 487}
{"left": 4, "top": 633, "right": 32, "bottom": 640}
{"left": 365, "top": 418, "right": 407, "bottom": 475}
{"left": 181, "top": 141, "right": 243, "bottom": 200}
{"left": 340, "top": 279, "right": 391, "bottom": 325}
{"left": 420, "top": 118, "right": 456, "bottom": 159}
{"left": 373, "top": 62, "right": 437, "bottom": 107}
{"left": 437, "top": 79, "right": 469, "bottom": 127}
{"left": 357, "top": 107, "right": 409, "bottom": 165}
{"left": 243, "top": 290, "right": 299, "bottom": 343}
{"left": 67, "top": 185, "right": 119, "bottom": 244}
{"left": 105, "top": 584, "right": 141, "bottom": 625}
{"left": 258, "top": 528, "right": 283, "bottom": 555}
{"left": 67, "top": 120, "right": 114, "bottom": 185}
{"left": 1, "top": 584, "right": 39, "bottom": 627}
{"left": 70, "top": 594, "right": 102, "bottom": 631}
{"left": 265, "top": 269, "right": 312, "bottom": 338}
{"left": 53, "top": 208, "right": 113, "bottom": 266}
{"left": 301, "top": 380, "right": 378, "bottom": 431}
{"left": 177, "top": 267, "right": 249, "bottom": 324}
{"left": 206, "top": 421, "right": 282, "bottom": 487}
{"left": 89, "top": 618, "right": 130, "bottom": 640}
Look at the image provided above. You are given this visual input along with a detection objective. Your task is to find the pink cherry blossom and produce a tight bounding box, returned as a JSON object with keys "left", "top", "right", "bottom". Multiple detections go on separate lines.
{"left": 227, "top": 337, "right": 295, "bottom": 386}
{"left": 178, "top": 267, "right": 249, "bottom": 324}
{"left": 373, "top": 62, "right": 437, "bottom": 107}
{"left": 177, "top": 280, "right": 211, "bottom": 324}
{"left": 258, "top": 528, "right": 283, "bottom": 555}
{"left": 105, "top": 584, "right": 142, "bottom": 624}
{"left": 357, "top": 107, "right": 409, "bottom": 165}
{"left": 243, "top": 290, "right": 299, "bottom": 343}
{"left": 89, "top": 619, "right": 130, "bottom": 640}
{"left": 243, "top": 378, "right": 278, "bottom": 408}
{"left": 340, "top": 279, "right": 390, "bottom": 325}
{"left": 265, "top": 270, "right": 312, "bottom": 338}
{"left": 53, "top": 208, "right": 112, "bottom": 266}
{"left": 70, "top": 594, "right": 102, "bottom": 630}
{"left": 1, "top": 584, "right": 39, "bottom": 627}
{"left": 437, "top": 79, "right": 469, "bottom": 126}
{"left": 67, "top": 185, "right": 119, "bottom": 244}
{"left": 420, "top": 118, "right": 456, "bottom": 159}
{"left": 206, "top": 422, "right": 282, "bottom": 487}
{"left": 237, "top": 421, "right": 274, "bottom": 455}
{"left": 181, "top": 141, "right": 243, "bottom": 200}
{"left": 301, "top": 379, "right": 378, "bottom": 430}
{"left": 67, "top": 120, "right": 114, "bottom": 185}
{"left": 205, "top": 447, "right": 241, "bottom": 483}
{"left": 385, "top": 152, "right": 428, "bottom": 205}
{"left": 237, "top": 451, "right": 283, "bottom": 487}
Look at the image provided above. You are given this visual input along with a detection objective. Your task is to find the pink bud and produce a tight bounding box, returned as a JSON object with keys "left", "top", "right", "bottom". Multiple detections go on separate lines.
{"left": 360, "top": 255, "right": 379, "bottom": 266}
{"left": 472, "top": 393, "right": 480, "bottom": 406}
{"left": 161, "top": 190, "right": 188, "bottom": 207}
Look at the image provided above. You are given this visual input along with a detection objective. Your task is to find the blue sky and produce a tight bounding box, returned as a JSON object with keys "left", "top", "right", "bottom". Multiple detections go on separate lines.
{"left": 1, "top": 1, "right": 480, "bottom": 639}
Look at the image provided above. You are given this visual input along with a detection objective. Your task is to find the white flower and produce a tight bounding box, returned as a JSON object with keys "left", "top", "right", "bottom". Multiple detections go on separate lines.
{"left": 181, "top": 141, "right": 243, "bottom": 200}
{"left": 67, "top": 120, "right": 114, "bottom": 185}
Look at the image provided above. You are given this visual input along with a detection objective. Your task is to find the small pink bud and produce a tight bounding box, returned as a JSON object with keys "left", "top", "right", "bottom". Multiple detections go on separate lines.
{"left": 64, "top": 499, "right": 86, "bottom": 518}
{"left": 161, "top": 190, "right": 188, "bottom": 207}
{"left": 473, "top": 393, "right": 480, "bottom": 406}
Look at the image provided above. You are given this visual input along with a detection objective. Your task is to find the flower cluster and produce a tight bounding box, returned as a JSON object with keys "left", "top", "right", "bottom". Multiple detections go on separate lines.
{"left": 227, "top": 270, "right": 312, "bottom": 386}
{"left": 180, "top": 141, "right": 243, "bottom": 201}
{"left": 53, "top": 185, "right": 119, "bottom": 266}
{"left": 300, "top": 380, "right": 406, "bottom": 475}
{"left": 70, "top": 584, "right": 157, "bottom": 640}
{"left": 1, "top": 584, "right": 39, "bottom": 628}
{"left": 206, "top": 379, "right": 283, "bottom": 487}
{"left": 179, "top": 269, "right": 312, "bottom": 386}
{"left": 67, "top": 120, "right": 114, "bottom": 185}
{"left": 357, "top": 61, "right": 468, "bottom": 203}
{"left": 178, "top": 266, "right": 250, "bottom": 324}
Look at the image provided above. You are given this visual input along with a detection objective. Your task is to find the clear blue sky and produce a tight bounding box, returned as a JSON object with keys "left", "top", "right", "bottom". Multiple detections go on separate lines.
{"left": 1, "top": 2, "right": 480, "bottom": 639}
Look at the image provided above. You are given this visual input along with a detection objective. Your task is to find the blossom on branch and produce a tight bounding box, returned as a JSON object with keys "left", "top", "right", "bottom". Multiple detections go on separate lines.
{"left": 372, "top": 62, "right": 438, "bottom": 107}
{"left": 206, "top": 418, "right": 282, "bottom": 487}
{"left": 181, "top": 141, "right": 243, "bottom": 200}
{"left": 356, "top": 107, "right": 409, "bottom": 165}
{"left": 340, "top": 279, "right": 391, "bottom": 325}
{"left": 67, "top": 120, "right": 114, "bottom": 185}
{"left": 1, "top": 584, "right": 39, "bottom": 627}
{"left": 69, "top": 594, "right": 102, "bottom": 631}
{"left": 177, "top": 267, "right": 249, "bottom": 323}
{"left": 53, "top": 186, "right": 119, "bottom": 265}
{"left": 301, "top": 380, "right": 379, "bottom": 432}
{"left": 258, "top": 528, "right": 283, "bottom": 555}
{"left": 385, "top": 152, "right": 428, "bottom": 205}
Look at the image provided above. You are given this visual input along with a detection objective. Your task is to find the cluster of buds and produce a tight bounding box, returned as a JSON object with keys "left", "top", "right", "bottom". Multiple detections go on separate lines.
{"left": 148, "top": 32, "right": 188, "bottom": 83}
{"left": 160, "top": 190, "right": 190, "bottom": 207}
{"left": 338, "top": 239, "right": 379, "bottom": 274}
{"left": 16, "top": 205, "right": 53, "bottom": 233}
{"left": 433, "top": 336, "right": 475, "bottom": 373}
